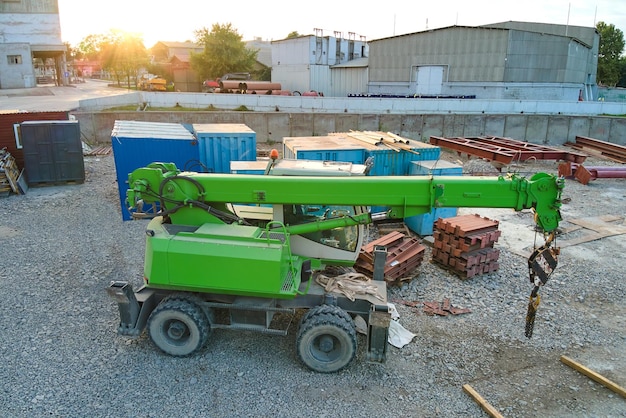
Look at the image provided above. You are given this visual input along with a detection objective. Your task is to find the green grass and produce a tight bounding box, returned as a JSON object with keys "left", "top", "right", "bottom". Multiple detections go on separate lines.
{"left": 104, "top": 103, "right": 254, "bottom": 112}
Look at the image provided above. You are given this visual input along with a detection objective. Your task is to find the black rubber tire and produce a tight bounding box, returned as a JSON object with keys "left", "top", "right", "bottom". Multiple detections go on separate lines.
{"left": 298, "top": 304, "right": 352, "bottom": 331}
{"left": 296, "top": 311, "right": 357, "bottom": 373}
{"left": 147, "top": 297, "right": 210, "bottom": 357}
{"left": 165, "top": 293, "right": 215, "bottom": 331}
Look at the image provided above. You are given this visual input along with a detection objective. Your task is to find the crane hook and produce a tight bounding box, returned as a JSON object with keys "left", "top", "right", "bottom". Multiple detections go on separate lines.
{"left": 525, "top": 231, "right": 560, "bottom": 338}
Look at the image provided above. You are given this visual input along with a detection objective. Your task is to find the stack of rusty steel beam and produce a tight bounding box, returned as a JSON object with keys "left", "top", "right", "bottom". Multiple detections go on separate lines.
{"left": 429, "top": 135, "right": 587, "bottom": 167}
{"left": 355, "top": 231, "right": 425, "bottom": 285}
{"left": 565, "top": 136, "right": 626, "bottom": 163}
{"left": 558, "top": 161, "right": 626, "bottom": 185}
{"left": 431, "top": 214, "right": 501, "bottom": 279}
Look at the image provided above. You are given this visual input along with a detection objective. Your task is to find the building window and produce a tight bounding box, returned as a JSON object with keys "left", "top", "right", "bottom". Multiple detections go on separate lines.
{"left": 14, "top": 124, "right": 23, "bottom": 150}
{"left": 8, "top": 55, "right": 22, "bottom": 65}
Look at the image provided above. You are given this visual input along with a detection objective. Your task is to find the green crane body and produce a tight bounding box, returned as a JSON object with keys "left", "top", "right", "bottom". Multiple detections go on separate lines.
{"left": 126, "top": 163, "right": 563, "bottom": 300}
{"left": 108, "top": 160, "right": 564, "bottom": 372}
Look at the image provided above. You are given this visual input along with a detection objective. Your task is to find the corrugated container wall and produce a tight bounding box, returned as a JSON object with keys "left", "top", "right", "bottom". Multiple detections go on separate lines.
{"left": 192, "top": 124, "right": 256, "bottom": 173}
{"left": 111, "top": 120, "right": 199, "bottom": 221}
{"left": 404, "top": 160, "right": 463, "bottom": 236}
{"left": 284, "top": 134, "right": 440, "bottom": 175}
{"left": 283, "top": 136, "right": 366, "bottom": 164}
{"left": 19, "top": 120, "right": 84, "bottom": 185}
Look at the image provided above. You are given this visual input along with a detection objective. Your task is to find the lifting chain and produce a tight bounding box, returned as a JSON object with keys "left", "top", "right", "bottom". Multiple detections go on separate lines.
{"left": 525, "top": 231, "right": 559, "bottom": 338}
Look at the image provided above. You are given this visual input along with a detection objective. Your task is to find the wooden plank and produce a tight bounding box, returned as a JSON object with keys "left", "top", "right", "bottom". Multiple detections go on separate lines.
{"left": 560, "top": 355, "right": 626, "bottom": 398}
{"left": 348, "top": 131, "right": 402, "bottom": 152}
{"left": 558, "top": 216, "right": 626, "bottom": 248}
{"left": 17, "top": 169, "right": 28, "bottom": 194}
{"left": 462, "top": 384, "right": 504, "bottom": 418}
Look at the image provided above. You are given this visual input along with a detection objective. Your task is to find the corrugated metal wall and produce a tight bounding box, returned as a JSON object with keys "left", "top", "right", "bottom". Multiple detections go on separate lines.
{"left": 0, "top": 111, "right": 69, "bottom": 170}
{"left": 504, "top": 31, "right": 588, "bottom": 83}
{"left": 369, "top": 27, "right": 509, "bottom": 83}
{"left": 367, "top": 24, "right": 598, "bottom": 99}
{"left": 310, "top": 65, "right": 331, "bottom": 95}
{"left": 330, "top": 67, "right": 369, "bottom": 97}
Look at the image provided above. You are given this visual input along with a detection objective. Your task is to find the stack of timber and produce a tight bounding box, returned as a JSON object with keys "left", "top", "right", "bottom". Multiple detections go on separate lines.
{"left": 346, "top": 130, "right": 422, "bottom": 155}
{"left": 431, "top": 214, "right": 501, "bottom": 279}
{"left": 355, "top": 231, "right": 426, "bottom": 286}
{"left": 0, "top": 149, "right": 21, "bottom": 197}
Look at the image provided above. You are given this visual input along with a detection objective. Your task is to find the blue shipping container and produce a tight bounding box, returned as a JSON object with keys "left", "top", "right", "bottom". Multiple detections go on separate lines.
{"left": 283, "top": 136, "right": 367, "bottom": 164}
{"left": 111, "top": 120, "right": 199, "bottom": 221}
{"left": 193, "top": 124, "right": 256, "bottom": 173}
{"left": 404, "top": 160, "right": 464, "bottom": 235}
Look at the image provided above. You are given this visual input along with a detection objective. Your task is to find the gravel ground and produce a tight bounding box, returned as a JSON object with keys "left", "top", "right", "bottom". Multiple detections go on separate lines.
{"left": 0, "top": 151, "right": 624, "bottom": 417}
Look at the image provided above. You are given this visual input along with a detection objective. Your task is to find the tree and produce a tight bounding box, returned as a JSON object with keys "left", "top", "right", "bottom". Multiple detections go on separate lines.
{"left": 286, "top": 31, "right": 301, "bottom": 39}
{"left": 596, "top": 22, "right": 625, "bottom": 86}
{"left": 190, "top": 23, "right": 258, "bottom": 81}
{"left": 73, "top": 30, "right": 149, "bottom": 87}
{"left": 98, "top": 30, "right": 149, "bottom": 88}
{"left": 75, "top": 33, "right": 116, "bottom": 60}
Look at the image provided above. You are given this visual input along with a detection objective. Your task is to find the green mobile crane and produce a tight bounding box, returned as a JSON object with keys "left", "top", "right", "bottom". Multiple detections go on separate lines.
{"left": 108, "top": 159, "right": 563, "bottom": 373}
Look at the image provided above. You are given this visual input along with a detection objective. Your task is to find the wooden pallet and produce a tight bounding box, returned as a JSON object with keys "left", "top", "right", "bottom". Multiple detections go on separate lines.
{"left": 0, "top": 150, "right": 20, "bottom": 195}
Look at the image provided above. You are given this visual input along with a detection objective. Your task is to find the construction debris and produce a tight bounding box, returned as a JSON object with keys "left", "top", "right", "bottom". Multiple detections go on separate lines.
{"left": 355, "top": 231, "right": 425, "bottom": 285}
{"left": 565, "top": 135, "right": 626, "bottom": 163}
{"left": 558, "top": 161, "right": 626, "bottom": 185}
{"left": 82, "top": 143, "right": 112, "bottom": 156}
{"left": 392, "top": 298, "right": 471, "bottom": 316}
{"left": 315, "top": 272, "right": 385, "bottom": 302}
{"left": 429, "top": 135, "right": 587, "bottom": 168}
{"left": 431, "top": 214, "right": 501, "bottom": 279}
{"left": 0, "top": 148, "right": 22, "bottom": 196}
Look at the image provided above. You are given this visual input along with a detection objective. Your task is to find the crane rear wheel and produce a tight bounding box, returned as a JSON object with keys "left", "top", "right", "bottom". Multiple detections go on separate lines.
{"left": 148, "top": 297, "right": 210, "bottom": 357}
{"left": 296, "top": 309, "right": 357, "bottom": 373}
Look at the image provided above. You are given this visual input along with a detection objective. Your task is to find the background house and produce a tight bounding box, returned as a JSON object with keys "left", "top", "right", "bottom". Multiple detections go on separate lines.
{"left": 149, "top": 41, "right": 203, "bottom": 92}
{"left": 149, "top": 39, "right": 272, "bottom": 92}
{"left": 245, "top": 37, "right": 272, "bottom": 80}
{"left": 0, "top": 0, "right": 67, "bottom": 89}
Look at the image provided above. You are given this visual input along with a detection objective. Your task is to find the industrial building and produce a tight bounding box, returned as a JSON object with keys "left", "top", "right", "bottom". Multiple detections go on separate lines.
{"left": 271, "top": 31, "right": 369, "bottom": 96}
{"left": 0, "top": 0, "right": 67, "bottom": 89}
{"left": 365, "top": 21, "right": 599, "bottom": 101}
{"left": 270, "top": 21, "right": 599, "bottom": 101}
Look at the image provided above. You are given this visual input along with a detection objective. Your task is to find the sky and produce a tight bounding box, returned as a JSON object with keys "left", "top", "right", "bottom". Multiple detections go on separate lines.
{"left": 57, "top": 0, "right": 626, "bottom": 48}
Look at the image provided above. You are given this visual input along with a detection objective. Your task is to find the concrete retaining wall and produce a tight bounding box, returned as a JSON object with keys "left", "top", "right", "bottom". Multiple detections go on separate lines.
{"left": 74, "top": 110, "right": 626, "bottom": 147}
{"left": 78, "top": 91, "right": 626, "bottom": 116}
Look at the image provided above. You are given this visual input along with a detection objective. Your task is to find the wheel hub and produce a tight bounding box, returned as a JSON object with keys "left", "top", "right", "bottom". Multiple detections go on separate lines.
{"left": 318, "top": 335, "right": 334, "bottom": 352}
{"left": 167, "top": 321, "right": 187, "bottom": 340}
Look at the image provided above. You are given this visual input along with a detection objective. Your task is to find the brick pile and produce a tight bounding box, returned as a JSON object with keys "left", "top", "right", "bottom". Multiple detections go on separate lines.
{"left": 431, "top": 214, "right": 501, "bottom": 279}
{"left": 355, "top": 231, "right": 425, "bottom": 286}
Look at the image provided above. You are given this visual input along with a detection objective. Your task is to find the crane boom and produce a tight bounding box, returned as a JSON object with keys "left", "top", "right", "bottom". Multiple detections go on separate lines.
{"left": 127, "top": 163, "right": 563, "bottom": 232}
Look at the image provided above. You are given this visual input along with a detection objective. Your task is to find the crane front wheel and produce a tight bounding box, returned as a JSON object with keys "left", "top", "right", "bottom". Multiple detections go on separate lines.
{"left": 296, "top": 310, "right": 357, "bottom": 373}
{"left": 148, "top": 298, "right": 210, "bottom": 357}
